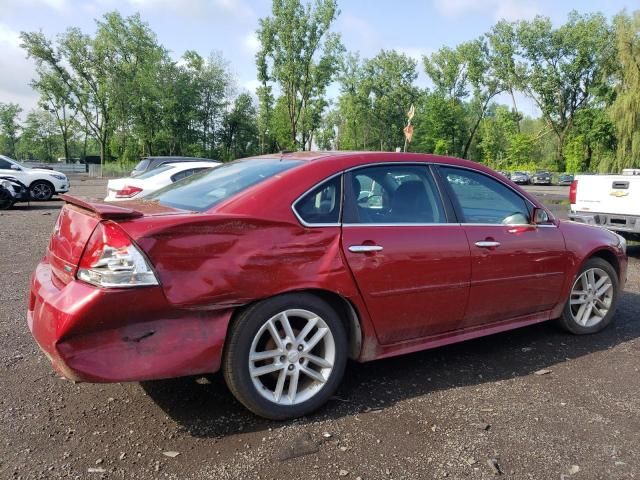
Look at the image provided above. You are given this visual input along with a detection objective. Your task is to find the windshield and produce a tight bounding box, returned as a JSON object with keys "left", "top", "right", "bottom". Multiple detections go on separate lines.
{"left": 135, "top": 165, "right": 174, "bottom": 179}
{"left": 147, "top": 158, "right": 303, "bottom": 212}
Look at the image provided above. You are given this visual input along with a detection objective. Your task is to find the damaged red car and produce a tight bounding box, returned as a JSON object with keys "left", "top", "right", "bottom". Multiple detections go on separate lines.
{"left": 28, "top": 152, "right": 627, "bottom": 419}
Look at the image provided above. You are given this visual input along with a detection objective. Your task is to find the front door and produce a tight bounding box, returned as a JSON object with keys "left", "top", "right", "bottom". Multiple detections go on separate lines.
{"left": 438, "top": 166, "right": 567, "bottom": 327}
{"left": 341, "top": 164, "right": 471, "bottom": 345}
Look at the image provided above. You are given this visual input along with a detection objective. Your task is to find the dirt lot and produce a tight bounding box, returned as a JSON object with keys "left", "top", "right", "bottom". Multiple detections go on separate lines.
{"left": 1, "top": 178, "right": 638, "bottom": 480}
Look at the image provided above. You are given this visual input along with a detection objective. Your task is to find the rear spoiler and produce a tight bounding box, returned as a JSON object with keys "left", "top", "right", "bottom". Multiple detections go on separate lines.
{"left": 60, "top": 194, "right": 143, "bottom": 220}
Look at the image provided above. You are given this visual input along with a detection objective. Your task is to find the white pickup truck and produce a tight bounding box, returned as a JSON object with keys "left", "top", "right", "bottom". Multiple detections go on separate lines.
{"left": 569, "top": 169, "right": 640, "bottom": 239}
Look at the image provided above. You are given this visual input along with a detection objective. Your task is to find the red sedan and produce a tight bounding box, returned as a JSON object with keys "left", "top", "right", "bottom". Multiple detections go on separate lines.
{"left": 28, "top": 152, "right": 627, "bottom": 419}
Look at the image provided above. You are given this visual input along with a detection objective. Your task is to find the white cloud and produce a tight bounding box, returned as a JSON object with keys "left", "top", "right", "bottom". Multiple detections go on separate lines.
{"left": 433, "top": 0, "right": 539, "bottom": 21}
{"left": 242, "top": 31, "right": 260, "bottom": 56}
{"left": 0, "top": 24, "right": 38, "bottom": 114}
{"left": 396, "top": 47, "right": 434, "bottom": 64}
{"left": 116, "top": 0, "right": 254, "bottom": 20}
{"left": 0, "top": 0, "right": 69, "bottom": 15}
{"left": 242, "top": 78, "right": 261, "bottom": 94}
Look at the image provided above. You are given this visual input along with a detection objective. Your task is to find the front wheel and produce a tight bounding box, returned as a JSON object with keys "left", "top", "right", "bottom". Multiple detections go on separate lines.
{"left": 558, "top": 257, "right": 619, "bottom": 334}
{"left": 223, "top": 293, "right": 347, "bottom": 420}
{"left": 30, "top": 181, "right": 54, "bottom": 201}
{"left": 0, "top": 188, "right": 14, "bottom": 210}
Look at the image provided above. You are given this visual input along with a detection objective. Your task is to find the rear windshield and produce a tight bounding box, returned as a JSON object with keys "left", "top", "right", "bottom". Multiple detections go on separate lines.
{"left": 135, "top": 164, "right": 174, "bottom": 179}
{"left": 147, "top": 158, "right": 303, "bottom": 212}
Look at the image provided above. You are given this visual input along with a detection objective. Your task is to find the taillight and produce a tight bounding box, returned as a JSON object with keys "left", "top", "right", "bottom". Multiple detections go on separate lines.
{"left": 569, "top": 180, "right": 578, "bottom": 204}
{"left": 77, "top": 221, "right": 158, "bottom": 288}
{"left": 115, "top": 185, "right": 143, "bottom": 198}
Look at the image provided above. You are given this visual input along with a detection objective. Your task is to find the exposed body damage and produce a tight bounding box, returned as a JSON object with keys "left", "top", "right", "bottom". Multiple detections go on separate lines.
{"left": 27, "top": 151, "right": 628, "bottom": 388}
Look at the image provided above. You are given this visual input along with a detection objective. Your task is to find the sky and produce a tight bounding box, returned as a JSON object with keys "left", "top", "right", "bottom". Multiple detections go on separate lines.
{"left": 0, "top": 0, "right": 637, "bottom": 118}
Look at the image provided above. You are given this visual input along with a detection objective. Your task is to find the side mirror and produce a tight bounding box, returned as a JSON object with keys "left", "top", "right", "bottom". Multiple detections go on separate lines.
{"left": 532, "top": 207, "right": 549, "bottom": 225}
{"left": 10, "top": 164, "right": 21, "bottom": 171}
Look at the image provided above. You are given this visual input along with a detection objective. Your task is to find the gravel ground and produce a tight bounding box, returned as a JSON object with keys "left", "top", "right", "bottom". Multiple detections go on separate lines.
{"left": 0, "top": 178, "right": 638, "bottom": 480}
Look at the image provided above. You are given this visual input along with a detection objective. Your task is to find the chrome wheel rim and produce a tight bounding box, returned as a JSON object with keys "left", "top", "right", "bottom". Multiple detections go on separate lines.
{"left": 31, "top": 183, "right": 52, "bottom": 200}
{"left": 570, "top": 267, "right": 614, "bottom": 328}
{"left": 249, "top": 309, "right": 335, "bottom": 406}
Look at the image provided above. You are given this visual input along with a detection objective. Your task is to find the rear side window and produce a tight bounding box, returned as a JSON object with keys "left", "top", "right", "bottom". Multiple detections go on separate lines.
{"left": 148, "top": 158, "right": 302, "bottom": 212}
{"left": 170, "top": 167, "right": 211, "bottom": 183}
{"left": 136, "top": 165, "right": 174, "bottom": 179}
{"left": 133, "top": 159, "right": 150, "bottom": 172}
{"left": 344, "top": 165, "right": 446, "bottom": 224}
{"left": 441, "top": 166, "right": 530, "bottom": 224}
{"left": 293, "top": 176, "right": 342, "bottom": 225}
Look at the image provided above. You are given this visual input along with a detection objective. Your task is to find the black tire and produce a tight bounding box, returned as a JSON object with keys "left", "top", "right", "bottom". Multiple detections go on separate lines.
{"left": 0, "top": 188, "right": 14, "bottom": 210}
{"left": 223, "top": 293, "right": 348, "bottom": 420}
{"left": 557, "top": 257, "right": 619, "bottom": 334}
{"left": 30, "top": 180, "right": 54, "bottom": 201}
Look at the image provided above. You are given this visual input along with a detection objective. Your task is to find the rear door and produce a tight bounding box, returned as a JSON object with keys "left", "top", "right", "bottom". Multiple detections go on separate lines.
{"left": 438, "top": 166, "right": 567, "bottom": 327}
{"left": 340, "top": 164, "right": 471, "bottom": 345}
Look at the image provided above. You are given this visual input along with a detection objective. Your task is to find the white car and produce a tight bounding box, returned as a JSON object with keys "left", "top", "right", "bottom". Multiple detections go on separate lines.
{"left": 105, "top": 161, "right": 219, "bottom": 201}
{"left": 0, "top": 155, "right": 69, "bottom": 200}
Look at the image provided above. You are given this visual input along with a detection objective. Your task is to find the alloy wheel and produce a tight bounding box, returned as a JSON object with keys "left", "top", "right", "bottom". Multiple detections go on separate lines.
{"left": 248, "top": 309, "right": 335, "bottom": 406}
{"left": 31, "top": 183, "right": 53, "bottom": 201}
{"left": 569, "top": 267, "right": 614, "bottom": 328}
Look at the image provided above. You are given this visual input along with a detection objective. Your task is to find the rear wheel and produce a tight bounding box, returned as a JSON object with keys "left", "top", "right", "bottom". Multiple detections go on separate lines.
{"left": 30, "top": 181, "right": 54, "bottom": 201}
{"left": 558, "top": 257, "right": 619, "bottom": 334}
{"left": 223, "top": 293, "right": 347, "bottom": 420}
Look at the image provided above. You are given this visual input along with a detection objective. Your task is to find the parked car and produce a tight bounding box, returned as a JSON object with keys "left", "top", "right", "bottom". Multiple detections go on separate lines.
{"left": 531, "top": 171, "right": 552, "bottom": 185}
{"left": 497, "top": 171, "right": 510, "bottom": 179}
{"left": 510, "top": 171, "right": 530, "bottom": 184}
{"left": 130, "top": 156, "right": 217, "bottom": 177}
{"left": 105, "top": 161, "right": 219, "bottom": 201}
{"left": 28, "top": 152, "right": 627, "bottom": 420}
{"left": 0, "top": 176, "right": 29, "bottom": 209}
{"left": 569, "top": 171, "right": 640, "bottom": 239}
{"left": 0, "top": 155, "right": 69, "bottom": 200}
{"left": 557, "top": 173, "right": 574, "bottom": 186}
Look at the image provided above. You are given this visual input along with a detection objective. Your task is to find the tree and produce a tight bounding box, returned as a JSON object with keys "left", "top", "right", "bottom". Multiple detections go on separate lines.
{"left": 610, "top": 11, "right": 640, "bottom": 169}
{"left": 17, "top": 110, "right": 60, "bottom": 162}
{"left": 221, "top": 93, "right": 259, "bottom": 159}
{"left": 0, "top": 103, "right": 22, "bottom": 158}
{"left": 256, "top": 0, "right": 343, "bottom": 149}
{"left": 363, "top": 50, "right": 420, "bottom": 151}
{"left": 31, "top": 70, "right": 76, "bottom": 162}
{"left": 514, "top": 12, "right": 613, "bottom": 168}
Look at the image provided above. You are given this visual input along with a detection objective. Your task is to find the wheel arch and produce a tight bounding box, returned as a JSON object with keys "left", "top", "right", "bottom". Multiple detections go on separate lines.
{"left": 586, "top": 247, "right": 621, "bottom": 280}
{"left": 229, "top": 288, "right": 363, "bottom": 360}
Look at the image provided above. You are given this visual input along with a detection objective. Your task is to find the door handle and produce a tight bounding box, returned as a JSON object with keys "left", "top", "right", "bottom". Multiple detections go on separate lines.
{"left": 348, "top": 245, "right": 384, "bottom": 253}
{"left": 474, "top": 241, "right": 501, "bottom": 248}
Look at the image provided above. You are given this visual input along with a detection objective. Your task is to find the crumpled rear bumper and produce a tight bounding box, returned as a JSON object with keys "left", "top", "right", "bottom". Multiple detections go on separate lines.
{"left": 28, "top": 260, "right": 233, "bottom": 383}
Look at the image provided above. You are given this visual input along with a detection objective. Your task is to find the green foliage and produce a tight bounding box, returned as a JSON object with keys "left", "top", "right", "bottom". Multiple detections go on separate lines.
{"left": 0, "top": 103, "right": 22, "bottom": 157}
{"left": 21, "top": 11, "right": 257, "bottom": 164}
{"left": 610, "top": 11, "right": 640, "bottom": 169}
{"left": 256, "top": 0, "right": 342, "bottom": 150}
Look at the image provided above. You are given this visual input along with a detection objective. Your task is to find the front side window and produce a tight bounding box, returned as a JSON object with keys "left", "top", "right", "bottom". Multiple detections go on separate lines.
{"left": 170, "top": 167, "right": 212, "bottom": 183}
{"left": 293, "top": 176, "right": 342, "bottom": 225}
{"left": 344, "top": 165, "right": 446, "bottom": 224}
{"left": 441, "top": 167, "right": 530, "bottom": 224}
{"left": 148, "top": 158, "right": 302, "bottom": 212}
{"left": 0, "top": 158, "right": 12, "bottom": 169}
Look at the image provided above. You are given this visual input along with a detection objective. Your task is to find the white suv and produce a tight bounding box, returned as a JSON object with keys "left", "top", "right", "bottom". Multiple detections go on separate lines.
{"left": 0, "top": 155, "right": 69, "bottom": 200}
